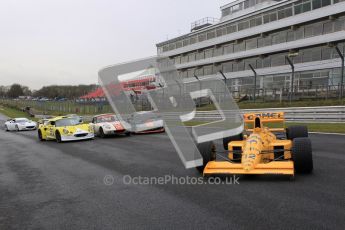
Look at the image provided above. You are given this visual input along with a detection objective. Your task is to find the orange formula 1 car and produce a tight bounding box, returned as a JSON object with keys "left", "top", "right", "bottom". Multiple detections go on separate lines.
{"left": 198, "top": 112, "right": 313, "bottom": 177}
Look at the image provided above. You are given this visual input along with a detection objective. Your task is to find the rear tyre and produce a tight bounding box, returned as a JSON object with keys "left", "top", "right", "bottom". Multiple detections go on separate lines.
{"left": 196, "top": 141, "right": 216, "bottom": 172}
{"left": 286, "top": 126, "right": 308, "bottom": 140}
{"left": 99, "top": 128, "right": 105, "bottom": 138}
{"left": 56, "top": 131, "right": 62, "bottom": 143}
{"left": 223, "top": 133, "right": 243, "bottom": 150}
{"left": 292, "top": 137, "right": 313, "bottom": 174}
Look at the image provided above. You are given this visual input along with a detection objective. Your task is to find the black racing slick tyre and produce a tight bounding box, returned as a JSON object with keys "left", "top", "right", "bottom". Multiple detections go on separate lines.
{"left": 99, "top": 128, "right": 105, "bottom": 138}
{"left": 292, "top": 137, "right": 313, "bottom": 174}
{"left": 223, "top": 133, "right": 243, "bottom": 150}
{"left": 56, "top": 131, "right": 62, "bottom": 143}
{"left": 196, "top": 141, "right": 216, "bottom": 172}
{"left": 286, "top": 125, "right": 308, "bottom": 140}
{"left": 38, "top": 130, "right": 44, "bottom": 141}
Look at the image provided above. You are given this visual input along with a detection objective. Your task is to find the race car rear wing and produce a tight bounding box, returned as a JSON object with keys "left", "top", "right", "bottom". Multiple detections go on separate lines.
{"left": 243, "top": 112, "right": 285, "bottom": 132}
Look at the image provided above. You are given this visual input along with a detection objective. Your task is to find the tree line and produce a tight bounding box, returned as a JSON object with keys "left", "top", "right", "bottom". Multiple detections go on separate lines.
{"left": 0, "top": 83, "right": 98, "bottom": 99}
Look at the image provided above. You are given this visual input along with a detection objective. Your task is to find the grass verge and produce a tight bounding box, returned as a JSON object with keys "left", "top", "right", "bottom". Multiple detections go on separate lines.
{"left": 0, "top": 105, "right": 38, "bottom": 121}
{"left": 184, "top": 120, "right": 345, "bottom": 134}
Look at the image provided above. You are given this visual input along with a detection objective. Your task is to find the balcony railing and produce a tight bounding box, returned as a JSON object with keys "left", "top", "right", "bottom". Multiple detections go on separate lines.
{"left": 191, "top": 17, "right": 219, "bottom": 32}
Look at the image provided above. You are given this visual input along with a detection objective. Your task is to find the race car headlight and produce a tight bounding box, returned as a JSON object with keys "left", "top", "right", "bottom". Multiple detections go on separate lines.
{"left": 63, "top": 128, "right": 69, "bottom": 134}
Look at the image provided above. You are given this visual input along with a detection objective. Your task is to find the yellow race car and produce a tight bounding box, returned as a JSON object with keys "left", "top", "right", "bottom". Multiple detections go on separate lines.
{"left": 198, "top": 112, "right": 313, "bottom": 177}
{"left": 37, "top": 116, "right": 94, "bottom": 143}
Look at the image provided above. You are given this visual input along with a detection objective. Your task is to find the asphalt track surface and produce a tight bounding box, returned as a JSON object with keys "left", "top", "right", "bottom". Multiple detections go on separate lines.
{"left": 0, "top": 114, "right": 344, "bottom": 230}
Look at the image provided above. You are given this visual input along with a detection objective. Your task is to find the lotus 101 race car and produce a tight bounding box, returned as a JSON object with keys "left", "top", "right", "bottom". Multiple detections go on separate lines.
{"left": 4, "top": 118, "right": 37, "bottom": 131}
{"left": 198, "top": 112, "right": 313, "bottom": 177}
{"left": 90, "top": 114, "right": 130, "bottom": 137}
{"left": 37, "top": 116, "right": 94, "bottom": 142}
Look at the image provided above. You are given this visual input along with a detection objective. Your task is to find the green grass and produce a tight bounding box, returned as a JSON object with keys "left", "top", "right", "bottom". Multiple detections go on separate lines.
{"left": 0, "top": 106, "right": 38, "bottom": 121}
{"left": 288, "top": 122, "right": 345, "bottom": 134}
{"left": 196, "top": 98, "right": 345, "bottom": 111}
{"left": 184, "top": 120, "right": 345, "bottom": 134}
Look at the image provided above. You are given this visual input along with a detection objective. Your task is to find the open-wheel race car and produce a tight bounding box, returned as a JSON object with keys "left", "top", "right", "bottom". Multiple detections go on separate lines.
{"left": 197, "top": 112, "right": 313, "bottom": 178}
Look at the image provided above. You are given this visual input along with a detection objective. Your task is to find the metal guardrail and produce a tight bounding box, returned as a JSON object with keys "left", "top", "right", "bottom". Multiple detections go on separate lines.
{"left": 195, "top": 106, "right": 345, "bottom": 123}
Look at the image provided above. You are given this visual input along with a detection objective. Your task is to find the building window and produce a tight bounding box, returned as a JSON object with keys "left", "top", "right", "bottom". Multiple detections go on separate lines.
{"left": 313, "top": 23, "right": 323, "bottom": 36}
{"left": 334, "top": 19, "right": 344, "bottom": 31}
{"left": 305, "top": 25, "right": 313, "bottom": 37}
{"left": 295, "top": 26, "right": 304, "bottom": 39}
{"left": 214, "top": 46, "right": 223, "bottom": 56}
{"left": 223, "top": 61, "right": 233, "bottom": 73}
{"left": 216, "top": 28, "right": 224, "bottom": 37}
{"left": 196, "top": 52, "right": 204, "bottom": 61}
{"left": 181, "top": 55, "right": 188, "bottom": 63}
{"left": 174, "top": 56, "right": 181, "bottom": 64}
{"left": 204, "top": 65, "right": 213, "bottom": 75}
{"left": 176, "top": 41, "right": 182, "bottom": 49}
{"left": 312, "top": 47, "right": 322, "bottom": 61}
{"left": 183, "top": 39, "right": 190, "bottom": 47}
{"left": 312, "top": 0, "right": 322, "bottom": 9}
{"left": 263, "top": 56, "right": 271, "bottom": 67}
{"left": 287, "top": 31, "right": 295, "bottom": 42}
{"left": 303, "top": 49, "right": 313, "bottom": 62}
{"left": 321, "top": 0, "right": 331, "bottom": 7}
{"left": 238, "top": 20, "right": 250, "bottom": 31}
{"left": 205, "top": 49, "right": 213, "bottom": 58}
{"left": 190, "top": 36, "right": 197, "bottom": 44}
{"left": 207, "top": 30, "right": 216, "bottom": 40}
{"left": 224, "top": 44, "right": 234, "bottom": 54}
{"left": 256, "top": 16, "right": 263, "bottom": 26}
{"left": 269, "top": 12, "right": 277, "bottom": 22}
{"left": 226, "top": 25, "right": 237, "bottom": 34}
{"left": 323, "top": 21, "right": 333, "bottom": 34}
{"left": 263, "top": 14, "right": 270, "bottom": 24}
{"left": 245, "top": 38, "right": 257, "bottom": 50}
{"left": 294, "top": 4, "right": 303, "bottom": 15}
{"left": 303, "top": 1, "right": 311, "bottom": 12}
{"left": 271, "top": 53, "right": 286, "bottom": 66}
{"left": 322, "top": 47, "right": 332, "bottom": 60}
{"left": 188, "top": 53, "right": 196, "bottom": 62}
{"left": 198, "top": 33, "right": 206, "bottom": 42}
{"left": 234, "top": 42, "right": 245, "bottom": 53}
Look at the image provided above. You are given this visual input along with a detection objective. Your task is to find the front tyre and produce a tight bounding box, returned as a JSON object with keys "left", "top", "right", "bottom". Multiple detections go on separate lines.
{"left": 196, "top": 141, "right": 216, "bottom": 172}
{"left": 286, "top": 126, "right": 308, "bottom": 140}
{"left": 56, "top": 131, "right": 62, "bottom": 143}
{"left": 99, "top": 128, "right": 106, "bottom": 138}
{"left": 292, "top": 137, "right": 313, "bottom": 174}
{"left": 5, "top": 125, "right": 9, "bottom": 132}
{"left": 15, "top": 125, "right": 19, "bottom": 131}
{"left": 38, "top": 130, "right": 45, "bottom": 141}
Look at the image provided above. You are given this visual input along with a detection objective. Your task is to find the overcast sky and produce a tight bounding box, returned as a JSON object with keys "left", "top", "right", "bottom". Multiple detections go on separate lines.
{"left": 0, "top": 0, "right": 232, "bottom": 89}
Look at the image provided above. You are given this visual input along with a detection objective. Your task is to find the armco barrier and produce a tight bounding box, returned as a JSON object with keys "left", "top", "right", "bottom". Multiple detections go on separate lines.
{"left": 195, "top": 106, "right": 345, "bottom": 123}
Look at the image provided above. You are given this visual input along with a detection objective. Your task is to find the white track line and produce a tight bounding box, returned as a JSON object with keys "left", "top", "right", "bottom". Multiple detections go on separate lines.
{"left": 309, "top": 132, "right": 345, "bottom": 136}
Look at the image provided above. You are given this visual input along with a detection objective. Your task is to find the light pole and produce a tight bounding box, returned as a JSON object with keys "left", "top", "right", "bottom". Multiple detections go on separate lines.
{"left": 286, "top": 56, "right": 295, "bottom": 103}
{"left": 248, "top": 64, "right": 257, "bottom": 103}
{"left": 335, "top": 46, "right": 344, "bottom": 99}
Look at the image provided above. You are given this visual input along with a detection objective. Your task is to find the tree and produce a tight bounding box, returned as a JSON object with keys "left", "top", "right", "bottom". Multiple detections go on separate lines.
{"left": 7, "top": 84, "right": 24, "bottom": 98}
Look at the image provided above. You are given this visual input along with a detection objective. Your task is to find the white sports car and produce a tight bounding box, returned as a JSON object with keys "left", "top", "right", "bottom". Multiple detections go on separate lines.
{"left": 90, "top": 114, "right": 130, "bottom": 137}
{"left": 4, "top": 118, "right": 37, "bottom": 131}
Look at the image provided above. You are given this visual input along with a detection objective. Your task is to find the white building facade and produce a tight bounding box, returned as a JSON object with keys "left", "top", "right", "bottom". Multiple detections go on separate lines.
{"left": 156, "top": 0, "right": 345, "bottom": 97}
